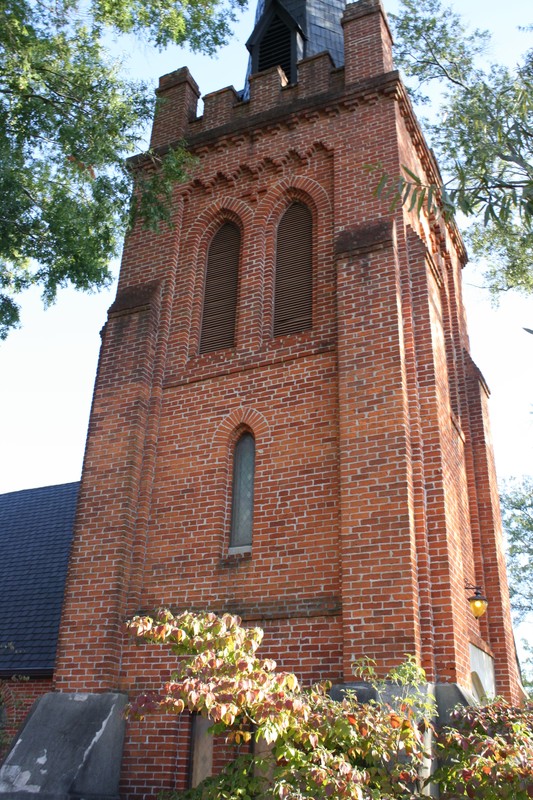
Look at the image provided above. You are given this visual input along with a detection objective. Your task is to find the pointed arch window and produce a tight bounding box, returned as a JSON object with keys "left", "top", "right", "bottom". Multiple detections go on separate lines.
{"left": 273, "top": 202, "right": 313, "bottom": 337}
{"left": 199, "top": 222, "right": 240, "bottom": 354}
{"left": 229, "top": 432, "right": 255, "bottom": 550}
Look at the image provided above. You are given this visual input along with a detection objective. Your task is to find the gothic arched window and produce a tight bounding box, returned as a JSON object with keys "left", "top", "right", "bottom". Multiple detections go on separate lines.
{"left": 229, "top": 432, "right": 255, "bottom": 549}
{"left": 199, "top": 222, "right": 240, "bottom": 354}
{"left": 273, "top": 202, "right": 313, "bottom": 337}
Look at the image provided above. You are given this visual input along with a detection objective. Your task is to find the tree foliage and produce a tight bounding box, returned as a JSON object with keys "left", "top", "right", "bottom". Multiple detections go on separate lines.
{"left": 499, "top": 476, "right": 533, "bottom": 694}
{"left": 386, "top": 0, "right": 533, "bottom": 297}
{"left": 500, "top": 477, "right": 533, "bottom": 625}
{"left": 0, "top": 0, "right": 244, "bottom": 339}
{"left": 126, "top": 608, "right": 533, "bottom": 800}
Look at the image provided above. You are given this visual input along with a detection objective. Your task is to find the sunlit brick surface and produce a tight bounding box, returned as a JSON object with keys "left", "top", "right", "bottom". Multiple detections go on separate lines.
{"left": 44, "top": 1, "right": 522, "bottom": 796}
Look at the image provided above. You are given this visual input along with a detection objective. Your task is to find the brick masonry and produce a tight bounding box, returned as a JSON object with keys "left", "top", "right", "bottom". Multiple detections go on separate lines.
{"left": 44, "top": 0, "right": 524, "bottom": 795}
{"left": 0, "top": 677, "right": 53, "bottom": 760}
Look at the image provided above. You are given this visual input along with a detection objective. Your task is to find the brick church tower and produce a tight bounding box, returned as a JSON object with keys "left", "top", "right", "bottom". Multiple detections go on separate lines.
{"left": 30, "top": 0, "right": 523, "bottom": 794}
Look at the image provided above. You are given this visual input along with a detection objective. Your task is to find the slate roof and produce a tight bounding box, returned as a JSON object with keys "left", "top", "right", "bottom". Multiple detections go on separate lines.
{"left": 252, "top": 0, "right": 346, "bottom": 65}
{"left": 243, "top": 0, "right": 346, "bottom": 94}
{"left": 281, "top": 0, "right": 345, "bottom": 65}
{"left": 0, "top": 482, "right": 79, "bottom": 675}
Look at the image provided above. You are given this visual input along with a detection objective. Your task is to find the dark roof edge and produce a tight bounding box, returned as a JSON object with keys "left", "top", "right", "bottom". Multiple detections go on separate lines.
{"left": 0, "top": 669, "right": 54, "bottom": 679}
{"left": 0, "top": 481, "right": 80, "bottom": 500}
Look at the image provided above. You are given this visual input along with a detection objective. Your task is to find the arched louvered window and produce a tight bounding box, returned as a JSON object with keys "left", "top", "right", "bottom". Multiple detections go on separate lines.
{"left": 273, "top": 202, "right": 313, "bottom": 337}
{"left": 229, "top": 432, "right": 255, "bottom": 549}
{"left": 258, "top": 15, "right": 293, "bottom": 82}
{"left": 199, "top": 222, "right": 240, "bottom": 354}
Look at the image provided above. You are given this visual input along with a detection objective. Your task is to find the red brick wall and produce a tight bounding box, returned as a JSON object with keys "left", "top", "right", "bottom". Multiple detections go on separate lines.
{"left": 0, "top": 677, "right": 53, "bottom": 760}
{"left": 51, "top": 0, "right": 523, "bottom": 795}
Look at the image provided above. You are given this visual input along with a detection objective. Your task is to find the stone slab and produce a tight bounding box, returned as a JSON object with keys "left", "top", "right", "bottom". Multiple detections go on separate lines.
{"left": 0, "top": 692, "right": 127, "bottom": 800}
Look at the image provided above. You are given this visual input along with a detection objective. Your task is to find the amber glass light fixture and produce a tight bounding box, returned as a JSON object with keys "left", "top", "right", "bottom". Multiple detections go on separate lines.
{"left": 466, "top": 585, "right": 488, "bottom": 619}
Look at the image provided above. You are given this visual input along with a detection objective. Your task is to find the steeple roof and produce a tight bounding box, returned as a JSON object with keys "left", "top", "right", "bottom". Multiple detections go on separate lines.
{"left": 244, "top": 0, "right": 346, "bottom": 94}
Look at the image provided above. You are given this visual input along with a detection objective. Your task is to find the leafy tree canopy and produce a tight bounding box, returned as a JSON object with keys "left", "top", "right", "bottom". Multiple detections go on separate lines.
{"left": 500, "top": 477, "right": 533, "bottom": 625}
{"left": 499, "top": 477, "right": 533, "bottom": 693}
{"left": 387, "top": 0, "right": 533, "bottom": 297}
{"left": 0, "top": 0, "right": 245, "bottom": 338}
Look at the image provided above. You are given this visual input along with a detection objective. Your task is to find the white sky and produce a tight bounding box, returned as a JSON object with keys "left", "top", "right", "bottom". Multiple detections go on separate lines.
{"left": 0, "top": 0, "right": 531, "bottom": 495}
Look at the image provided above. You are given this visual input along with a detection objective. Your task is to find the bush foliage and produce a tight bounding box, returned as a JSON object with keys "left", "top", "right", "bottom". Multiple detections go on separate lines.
{"left": 126, "top": 609, "right": 533, "bottom": 799}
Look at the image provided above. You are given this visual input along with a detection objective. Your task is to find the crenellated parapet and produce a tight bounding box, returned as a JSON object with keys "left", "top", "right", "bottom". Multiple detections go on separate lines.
{"left": 143, "top": 0, "right": 466, "bottom": 262}
{"left": 148, "top": 0, "right": 395, "bottom": 149}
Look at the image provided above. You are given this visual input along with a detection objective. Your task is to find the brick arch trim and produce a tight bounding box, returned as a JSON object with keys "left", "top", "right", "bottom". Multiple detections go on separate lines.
{"left": 212, "top": 407, "right": 271, "bottom": 450}
{"left": 255, "top": 174, "right": 332, "bottom": 224}
{"left": 185, "top": 196, "right": 254, "bottom": 259}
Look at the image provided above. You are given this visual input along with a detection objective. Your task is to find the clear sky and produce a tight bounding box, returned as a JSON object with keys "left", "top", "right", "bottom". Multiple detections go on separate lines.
{"left": 0, "top": 0, "right": 531, "bottom": 495}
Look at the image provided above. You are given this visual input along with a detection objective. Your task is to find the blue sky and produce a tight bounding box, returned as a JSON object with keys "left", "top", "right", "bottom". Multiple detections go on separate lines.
{"left": 0, "top": 0, "right": 531, "bottom": 494}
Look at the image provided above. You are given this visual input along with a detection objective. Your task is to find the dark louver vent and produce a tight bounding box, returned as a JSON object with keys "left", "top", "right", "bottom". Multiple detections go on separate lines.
{"left": 199, "top": 223, "right": 240, "bottom": 354}
{"left": 258, "top": 15, "right": 293, "bottom": 82}
{"left": 274, "top": 202, "right": 313, "bottom": 337}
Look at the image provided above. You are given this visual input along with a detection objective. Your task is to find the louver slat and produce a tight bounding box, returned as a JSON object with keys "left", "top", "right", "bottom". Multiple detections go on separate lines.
{"left": 274, "top": 203, "right": 313, "bottom": 337}
{"left": 200, "top": 223, "right": 240, "bottom": 354}
{"left": 258, "top": 16, "right": 292, "bottom": 80}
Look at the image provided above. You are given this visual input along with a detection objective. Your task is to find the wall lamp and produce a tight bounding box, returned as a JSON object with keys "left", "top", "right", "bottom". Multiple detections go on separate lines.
{"left": 466, "top": 585, "right": 488, "bottom": 619}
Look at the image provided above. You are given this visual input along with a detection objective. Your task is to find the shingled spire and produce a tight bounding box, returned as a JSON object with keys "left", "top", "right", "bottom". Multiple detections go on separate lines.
{"left": 245, "top": 0, "right": 346, "bottom": 90}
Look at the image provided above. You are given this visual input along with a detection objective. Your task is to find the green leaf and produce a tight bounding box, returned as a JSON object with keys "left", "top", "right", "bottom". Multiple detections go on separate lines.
{"left": 402, "top": 165, "right": 423, "bottom": 186}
